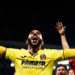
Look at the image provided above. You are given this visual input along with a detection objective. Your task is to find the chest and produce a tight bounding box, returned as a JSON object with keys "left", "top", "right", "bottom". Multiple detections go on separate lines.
{"left": 15, "top": 52, "right": 54, "bottom": 67}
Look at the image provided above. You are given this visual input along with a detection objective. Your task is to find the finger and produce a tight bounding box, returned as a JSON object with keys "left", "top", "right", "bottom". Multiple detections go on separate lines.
{"left": 56, "top": 22, "right": 64, "bottom": 30}
{"left": 57, "top": 21, "right": 60, "bottom": 23}
{"left": 56, "top": 24, "right": 63, "bottom": 28}
{"left": 59, "top": 22, "right": 63, "bottom": 26}
{"left": 60, "top": 22, "right": 63, "bottom": 25}
{"left": 56, "top": 23, "right": 60, "bottom": 27}
{"left": 56, "top": 22, "right": 62, "bottom": 26}
{"left": 56, "top": 21, "right": 60, "bottom": 25}
{"left": 64, "top": 26, "right": 66, "bottom": 29}
{"left": 55, "top": 26, "right": 60, "bottom": 30}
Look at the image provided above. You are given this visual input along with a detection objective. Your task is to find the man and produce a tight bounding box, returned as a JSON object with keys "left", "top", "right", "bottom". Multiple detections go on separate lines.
{"left": 68, "top": 69, "right": 74, "bottom": 75}
{"left": 0, "top": 22, "right": 75, "bottom": 75}
{"left": 55, "top": 64, "right": 68, "bottom": 75}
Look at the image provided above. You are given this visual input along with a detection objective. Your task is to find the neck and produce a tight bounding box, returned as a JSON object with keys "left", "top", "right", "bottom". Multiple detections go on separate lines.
{"left": 28, "top": 45, "right": 41, "bottom": 55}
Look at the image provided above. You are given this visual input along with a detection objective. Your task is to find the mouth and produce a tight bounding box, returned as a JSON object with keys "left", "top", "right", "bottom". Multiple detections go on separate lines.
{"left": 60, "top": 73, "right": 63, "bottom": 75}
{"left": 32, "top": 36, "right": 38, "bottom": 43}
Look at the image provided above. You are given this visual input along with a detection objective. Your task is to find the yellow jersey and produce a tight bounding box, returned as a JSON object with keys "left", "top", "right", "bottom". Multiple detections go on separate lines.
{"left": 5, "top": 48, "right": 65, "bottom": 75}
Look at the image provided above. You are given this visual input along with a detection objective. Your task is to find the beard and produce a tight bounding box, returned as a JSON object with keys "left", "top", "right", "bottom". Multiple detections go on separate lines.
{"left": 59, "top": 73, "right": 64, "bottom": 75}
{"left": 28, "top": 38, "right": 42, "bottom": 50}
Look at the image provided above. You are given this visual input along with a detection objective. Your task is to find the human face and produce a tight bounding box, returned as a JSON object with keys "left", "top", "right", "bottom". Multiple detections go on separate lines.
{"left": 28, "top": 30, "right": 43, "bottom": 46}
{"left": 69, "top": 70, "right": 74, "bottom": 75}
{"left": 56, "top": 66, "right": 67, "bottom": 75}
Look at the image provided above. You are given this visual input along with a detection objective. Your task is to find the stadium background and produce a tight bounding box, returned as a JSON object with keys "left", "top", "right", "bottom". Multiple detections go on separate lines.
{"left": 0, "top": 5, "right": 75, "bottom": 75}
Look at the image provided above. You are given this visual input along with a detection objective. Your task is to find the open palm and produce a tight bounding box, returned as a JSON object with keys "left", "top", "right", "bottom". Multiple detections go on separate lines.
{"left": 56, "top": 22, "right": 66, "bottom": 35}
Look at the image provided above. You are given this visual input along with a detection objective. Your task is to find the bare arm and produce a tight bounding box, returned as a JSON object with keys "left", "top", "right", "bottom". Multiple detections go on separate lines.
{"left": 56, "top": 22, "right": 69, "bottom": 49}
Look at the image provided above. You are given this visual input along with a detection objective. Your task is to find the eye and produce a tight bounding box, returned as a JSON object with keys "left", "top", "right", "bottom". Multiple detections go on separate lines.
{"left": 30, "top": 32, "right": 34, "bottom": 34}
{"left": 57, "top": 69, "right": 60, "bottom": 71}
{"left": 37, "top": 32, "right": 40, "bottom": 35}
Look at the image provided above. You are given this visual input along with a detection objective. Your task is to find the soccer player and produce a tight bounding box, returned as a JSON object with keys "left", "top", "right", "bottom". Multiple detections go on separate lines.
{"left": 0, "top": 22, "right": 75, "bottom": 75}
{"left": 55, "top": 64, "right": 68, "bottom": 75}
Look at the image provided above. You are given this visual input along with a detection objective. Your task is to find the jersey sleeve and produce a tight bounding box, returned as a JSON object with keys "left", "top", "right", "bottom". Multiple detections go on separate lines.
{"left": 44, "top": 49, "right": 64, "bottom": 63}
{"left": 5, "top": 48, "right": 20, "bottom": 62}
{"left": 64, "top": 49, "right": 75, "bottom": 60}
{"left": 53, "top": 50, "right": 64, "bottom": 63}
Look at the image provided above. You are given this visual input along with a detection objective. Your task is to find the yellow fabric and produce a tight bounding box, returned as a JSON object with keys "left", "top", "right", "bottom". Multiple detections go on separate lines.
{"left": 64, "top": 49, "right": 75, "bottom": 59}
{"left": 0, "top": 46, "right": 6, "bottom": 57}
{"left": 5, "top": 48, "right": 64, "bottom": 75}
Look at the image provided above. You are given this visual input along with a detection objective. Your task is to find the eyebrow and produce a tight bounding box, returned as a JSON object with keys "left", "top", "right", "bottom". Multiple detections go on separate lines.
{"left": 30, "top": 31, "right": 41, "bottom": 34}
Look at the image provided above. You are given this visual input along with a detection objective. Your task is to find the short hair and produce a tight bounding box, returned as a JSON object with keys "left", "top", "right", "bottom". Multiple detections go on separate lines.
{"left": 28, "top": 30, "right": 43, "bottom": 40}
{"left": 29, "top": 30, "right": 42, "bottom": 35}
{"left": 56, "top": 64, "right": 67, "bottom": 71}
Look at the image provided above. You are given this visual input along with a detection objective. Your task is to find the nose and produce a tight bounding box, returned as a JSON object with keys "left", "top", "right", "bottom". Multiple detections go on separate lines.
{"left": 33, "top": 33, "right": 37, "bottom": 35}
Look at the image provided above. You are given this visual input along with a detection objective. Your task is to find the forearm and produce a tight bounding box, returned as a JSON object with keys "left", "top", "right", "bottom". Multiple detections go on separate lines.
{"left": 61, "top": 34, "right": 69, "bottom": 49}
{"left": 0, "top": 46, "right": 6, "bottom": 58}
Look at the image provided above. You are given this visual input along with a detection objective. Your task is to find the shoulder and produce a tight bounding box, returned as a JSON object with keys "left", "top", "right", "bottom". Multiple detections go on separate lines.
{"left": 38, "top": 48, "right": 61, "bottom": 54}
{"left": 41, "top": 48, "right": 60, "bottom": 52}
{"left": 6, "top": 48, "right": 27, "bottom": 55}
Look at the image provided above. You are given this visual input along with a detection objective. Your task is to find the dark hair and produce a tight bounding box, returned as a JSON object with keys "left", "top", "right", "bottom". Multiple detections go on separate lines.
{"left": 56, "top": 64, "right": 67, "bottom": 71}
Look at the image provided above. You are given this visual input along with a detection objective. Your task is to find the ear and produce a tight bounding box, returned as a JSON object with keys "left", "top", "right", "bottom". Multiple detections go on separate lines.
{"left": 26, "top": 39, "right": 28, "bottom": 44}
{"left": 41, "top": 40, "right": 44, "bottom": 45}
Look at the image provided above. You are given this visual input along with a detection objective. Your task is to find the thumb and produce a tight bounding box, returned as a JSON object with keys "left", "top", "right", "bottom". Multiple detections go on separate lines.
{"left": 64, "top": 26, "right": 66, "bottom": 29}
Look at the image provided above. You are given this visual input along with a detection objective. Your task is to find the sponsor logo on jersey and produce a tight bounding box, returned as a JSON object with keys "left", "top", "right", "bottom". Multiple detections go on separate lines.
{"left": 21, "top": 60, "right": 45, "bottom": 66}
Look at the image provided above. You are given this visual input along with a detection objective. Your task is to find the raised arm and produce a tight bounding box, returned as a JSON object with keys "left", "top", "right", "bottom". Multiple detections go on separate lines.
{"left": 0, "top": 46, "right": 6, "bottom": 58}
{"left": 56, "top": 22, "right": 69, "bottom": 49}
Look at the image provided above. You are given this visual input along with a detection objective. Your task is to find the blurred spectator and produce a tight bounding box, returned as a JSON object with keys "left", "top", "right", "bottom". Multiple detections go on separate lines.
{"left": 68, "top": 69, "right": 74, "bottom": 75}
{"left": 55, "top": 64, "right": 68, "bottom": 75}
{"left": 69, "top": 59, "right": 75, "bottom": 75}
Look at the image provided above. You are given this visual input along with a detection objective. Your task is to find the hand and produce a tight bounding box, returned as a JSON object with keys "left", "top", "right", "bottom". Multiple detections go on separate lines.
{"left": 56, "top": 22, "right": 66, "bottom": 35}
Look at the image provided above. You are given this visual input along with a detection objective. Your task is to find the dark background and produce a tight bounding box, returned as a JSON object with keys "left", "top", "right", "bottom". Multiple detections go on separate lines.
{"left": 0, "top": 5, "right": 75, "bottom": 47}
{"left": 0, "top": 5, "right": 75, "bottom": 75}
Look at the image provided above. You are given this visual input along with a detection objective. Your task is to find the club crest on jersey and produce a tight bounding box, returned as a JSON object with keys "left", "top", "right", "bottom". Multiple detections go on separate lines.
{"left": 40, "top": 54, "right": 46, "bottom": 60}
